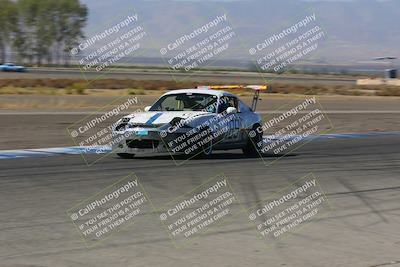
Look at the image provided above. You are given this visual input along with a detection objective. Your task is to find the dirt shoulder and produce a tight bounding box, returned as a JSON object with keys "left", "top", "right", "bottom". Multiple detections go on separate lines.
{"left": 1, "top": 93, "right": 399, "bottom": 111}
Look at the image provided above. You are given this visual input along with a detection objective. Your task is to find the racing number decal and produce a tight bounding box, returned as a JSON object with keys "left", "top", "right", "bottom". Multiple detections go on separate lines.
{"left": 225, "top": 117, "right": 241, "bottom": 142}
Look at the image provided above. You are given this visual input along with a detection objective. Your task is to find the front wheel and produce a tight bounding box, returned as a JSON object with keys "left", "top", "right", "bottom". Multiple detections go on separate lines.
{"left": 243, "top": 125, "right": 263, "bottom": 156}
{"left": 117, "top": 153, "right": 135, "bottom": 159}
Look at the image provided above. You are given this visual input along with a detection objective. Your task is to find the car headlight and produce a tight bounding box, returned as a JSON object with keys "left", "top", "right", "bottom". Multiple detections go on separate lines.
{"left": 114, "top": 118, "right": 130, "bottom": 131}
{"left": 115, "top": 123, "right": 127, "bottom": 131}
{"left": 169, "top": 117, "right": 192, "bottom": 129}
{"left": 170, "top": 117, "right": 183, "bottom": 126}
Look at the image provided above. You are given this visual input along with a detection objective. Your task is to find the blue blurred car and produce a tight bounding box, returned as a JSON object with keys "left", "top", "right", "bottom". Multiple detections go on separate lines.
{"left": 0, "top": 63, "right": 26, "bottom": 72}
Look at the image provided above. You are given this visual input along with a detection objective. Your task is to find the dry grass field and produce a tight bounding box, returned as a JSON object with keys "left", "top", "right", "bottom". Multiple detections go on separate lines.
{"left": 0, "top": 78, "right": 399, "bottom": 97}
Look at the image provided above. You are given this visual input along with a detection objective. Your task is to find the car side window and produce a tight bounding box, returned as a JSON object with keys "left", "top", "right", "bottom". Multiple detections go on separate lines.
{"left": 218, "top": 96, "right": 238, "bottom": 113}
{"left": 239, "top": 100, "right": 251, "bottom": 112}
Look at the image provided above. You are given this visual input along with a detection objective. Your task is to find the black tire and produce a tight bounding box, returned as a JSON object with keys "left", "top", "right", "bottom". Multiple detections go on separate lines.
{"left": 243, "top": 124, "right": 263, "bottom": 156}
{"left": 117, "top": 153, "right": 135, "bottom": 159}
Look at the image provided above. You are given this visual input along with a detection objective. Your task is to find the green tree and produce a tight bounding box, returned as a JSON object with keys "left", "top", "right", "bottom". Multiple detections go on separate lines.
{"left": 15, "top": 0, "right": 41, "bottom": 64}
{"left": 0, "top": 0, "right": 16, "bottom": 63}
{"left": 10, "top": 0, "right": 87, "bottom": 65}
{"left": 59, "top": 0, "right": 87, "bottom": 65}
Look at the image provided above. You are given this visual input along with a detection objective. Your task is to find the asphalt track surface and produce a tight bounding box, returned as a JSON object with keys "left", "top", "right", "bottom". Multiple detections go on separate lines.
{"left": 0, "top": 68, "right": 356, "bottom": 85}
{"left": 0, "top": 135, "right": 399, "bottom": 267}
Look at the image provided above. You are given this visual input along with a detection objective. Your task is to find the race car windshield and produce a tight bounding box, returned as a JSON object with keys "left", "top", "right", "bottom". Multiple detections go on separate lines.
{"left": 150, "top": 93, "right": 218, "bottom": 112}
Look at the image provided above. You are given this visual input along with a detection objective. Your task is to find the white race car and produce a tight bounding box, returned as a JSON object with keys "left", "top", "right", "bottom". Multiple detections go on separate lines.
{"left": 112, "top": 86, "right": 265, "bottom": 158}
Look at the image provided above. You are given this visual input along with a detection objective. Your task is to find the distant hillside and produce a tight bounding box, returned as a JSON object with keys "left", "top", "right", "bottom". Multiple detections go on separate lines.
{"left": 80, "top": 0, "right": 400, "bottom": 64}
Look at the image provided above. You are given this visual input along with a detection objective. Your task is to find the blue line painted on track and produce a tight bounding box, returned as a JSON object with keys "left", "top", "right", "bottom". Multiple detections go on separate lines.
{"left": 0, "top": 132, "right": 399, "bottom": 160}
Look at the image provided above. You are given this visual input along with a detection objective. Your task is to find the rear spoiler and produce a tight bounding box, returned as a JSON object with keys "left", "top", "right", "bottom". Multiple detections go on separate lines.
{"left": 196, "top": 84, "right": 271, "bottom": 111}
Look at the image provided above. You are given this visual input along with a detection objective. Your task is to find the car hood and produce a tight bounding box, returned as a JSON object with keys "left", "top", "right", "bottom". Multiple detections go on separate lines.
{"left": 124, "top": 111, "right": 211, "bottom": 125}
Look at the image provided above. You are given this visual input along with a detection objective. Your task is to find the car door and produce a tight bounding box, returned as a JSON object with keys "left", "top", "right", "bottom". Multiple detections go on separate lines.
{"left": 218, "top": 96, "right": 243, "bottom": 144}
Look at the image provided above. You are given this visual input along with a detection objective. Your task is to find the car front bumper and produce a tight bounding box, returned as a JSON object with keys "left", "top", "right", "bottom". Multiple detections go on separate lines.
{"left": 111, "top": 128, "right": 170, "bottom": 155}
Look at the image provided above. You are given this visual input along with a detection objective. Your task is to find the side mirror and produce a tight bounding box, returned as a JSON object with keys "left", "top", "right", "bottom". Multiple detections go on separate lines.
{"left": 144, "top": 106, "right": 151, "bottom": 112}
{"left": 226, "top": 107, "right": 237, "bottom": 114}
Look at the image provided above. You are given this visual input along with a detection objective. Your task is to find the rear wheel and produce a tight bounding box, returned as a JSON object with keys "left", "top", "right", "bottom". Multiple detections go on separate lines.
{"left": 117, "top": 153, "right": 135, "bottom": 159}
{"left": 243, "top": 124, "right": 263, "bottom": 156}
